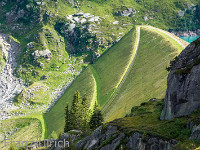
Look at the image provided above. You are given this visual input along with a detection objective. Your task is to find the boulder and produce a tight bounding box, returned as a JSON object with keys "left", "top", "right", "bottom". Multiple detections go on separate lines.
{"left": 17, "top": 9, "right": 25, "bottom": 18}
{"left": 68, "top": 24, "right": 76, "bottom": 32}
{"left": 161, "top": 37, "right": 200, "bottom": 120}
{"left": 178, "top": 10, "right": 185, "bottom": 17}
{"left": 80, "top": 18, "right": 87, "bottom": 24}
{"left": 190, "top": 124, "right": 200, "bottom": 141}
{"left": 32, "top": 49, "right": 52, "bottom": 60}
{"left": 117, "top": 8, "right": 135, "bottom": 17}
{"left": 27, "top": 42, "right": 33, "bottom": 49}
{"left": 143, "top": 16, "right": 149, "bottom": 21}
{"left": 113, "top": 21, "right": 119, "bottom": 24}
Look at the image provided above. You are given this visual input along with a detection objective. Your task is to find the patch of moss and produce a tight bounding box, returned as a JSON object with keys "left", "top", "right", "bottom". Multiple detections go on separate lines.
{"left": 175, "top": 67, "right": 192, "bottom": 75}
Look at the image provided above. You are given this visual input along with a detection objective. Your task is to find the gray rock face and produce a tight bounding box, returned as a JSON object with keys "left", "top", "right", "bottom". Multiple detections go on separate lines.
{"left": 190, "top": 124, "right": 200, "bottom": 141}
{"left": 75, "top": 126, "right": 107, "bottom": 149}
{"left": 171, "top": 29, "right": 200, "bottom": 37}
{"left": 161, "top": 38, "right": 200, "bottom": 120}
{"left": 0, "top": 34, "right": 24, "bottom": 120}
{"left": 116, "top": 8, "right": 136, "bottom": 17}
{"left": 75, "top": 126, "right": 177, "bottom": 150}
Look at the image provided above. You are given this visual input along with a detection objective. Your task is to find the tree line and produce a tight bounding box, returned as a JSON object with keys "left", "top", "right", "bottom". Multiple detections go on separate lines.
{"left": 64, "top": 91, "right": 103, "bottom": 132}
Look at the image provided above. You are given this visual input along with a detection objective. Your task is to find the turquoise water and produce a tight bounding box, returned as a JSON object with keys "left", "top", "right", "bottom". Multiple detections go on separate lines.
{"left": 179, "top": 36, "right": 199, "bottom": 43}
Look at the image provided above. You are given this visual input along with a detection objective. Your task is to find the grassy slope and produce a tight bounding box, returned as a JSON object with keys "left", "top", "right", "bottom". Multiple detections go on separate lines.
{"left": 0, "top": 0, "right": 198, "bottom": 144}
{"left": 44, "top": 67, "right": 96, "bottom": 137}
{"left": 44, "top": 26, "right": 186, "bottom": 136}
{"left": 79, "top": 0, "right": 199, "bottom": 28}
{"left": 108, "top": 99, "right": 200, "bottom": 149}
{"left": 0, "top": 118, "right": 42, "bottom": 150}
{"left": 93, "top": 28, "right": 136, "bottom": 107}
{"left": 44, "top": 27, "right": 137, "bottom": 137}
{"left": 104, "top": 27, "right": 182, "bottom": 122}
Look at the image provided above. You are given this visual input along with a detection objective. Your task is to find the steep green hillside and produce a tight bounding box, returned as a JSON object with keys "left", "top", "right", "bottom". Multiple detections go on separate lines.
{"left": 44, "top": 26, "right": 187, "bottom": 137}
{"left": 0, "top": 0, "right": 198, "bottom": 146}
{"left": 92, "top": 28, "right": 137, "bottom": 107}
{"left": 104, "top": 27, "right": 182, "bottom": 122}
{"left": 0, "top": 0, "right": 198, "bottom": 112}
{"left": 44, "top": 27, "right": 137, "bottom": 137}
{"left": 0, "top": 0, "right": 198, "bottom": 109}
{"left": 44, "top": 67, "right": 97, "bottom": 137}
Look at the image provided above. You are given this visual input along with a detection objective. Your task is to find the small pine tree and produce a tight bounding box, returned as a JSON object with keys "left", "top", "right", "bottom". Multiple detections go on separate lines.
{"left": 89, "top": 102, "right": 104, "bottom": 130}
{"left": 64, "top": 103, "right": 71, "bottom": 132}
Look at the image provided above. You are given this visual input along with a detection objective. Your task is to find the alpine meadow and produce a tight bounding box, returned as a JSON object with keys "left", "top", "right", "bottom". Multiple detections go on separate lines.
{"left": 1, "top": 0, "right": 200, "bottom": 150}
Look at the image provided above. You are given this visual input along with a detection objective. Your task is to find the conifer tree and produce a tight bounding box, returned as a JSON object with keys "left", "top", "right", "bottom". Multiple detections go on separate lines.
{"left": 64, "top": 103, "right": 71, "bottom": 132}
{"left": 89, "top": 102, "right": 104, "bottom": 130}
{"left": 81, "top": 94, "right": 90, "bottom": 130}
{"left": 70, "top": 91, "right": 81, "bottom": 129}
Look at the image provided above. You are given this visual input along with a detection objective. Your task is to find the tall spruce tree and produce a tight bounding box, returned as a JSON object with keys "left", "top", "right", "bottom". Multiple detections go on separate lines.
{"left": 89, "top": 102, "right": 104, "bottom": 130}
{"left": 64, "top": 103, "right": 71, "bottom": 132}
{"left": 71, "top": 91, "right": 81, "bottom": 129}
{"left": 64, "top": 91, "right": 93, "bottom": 132}
{"left": 81, "top": 94, "right": 90, "bottom": 130}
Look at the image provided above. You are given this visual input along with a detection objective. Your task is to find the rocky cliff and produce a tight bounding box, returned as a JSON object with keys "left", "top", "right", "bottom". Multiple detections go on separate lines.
{"left": 47, "top": 125, "right": 177, "bottom": 150}
{"left": 161, "top": 37, "right": 200, "bottom": 120}
{"left": 0, "top": 34, "right": 24, "bottom": 120}
{"left": 74, "top": 126, "right": 177, "bottom": 150}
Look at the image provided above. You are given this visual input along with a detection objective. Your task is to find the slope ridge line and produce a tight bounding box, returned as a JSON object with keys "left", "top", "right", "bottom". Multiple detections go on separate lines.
{"left": 102, "top": 25, "right": 186, "bottom": 114}
{"left": 89, "top": 65, "right": 100, "bottom": 109}
{"left": 102, "top": 26, "right": 141, "bottom": 113}
{"left": 145, "top": 26, "right": 187, "bottom": 49}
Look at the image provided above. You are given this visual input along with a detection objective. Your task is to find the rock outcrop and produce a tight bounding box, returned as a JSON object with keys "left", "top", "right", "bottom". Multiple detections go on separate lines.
{"left": 32, "top": 49, "right": 52, "bottom": 60}
{"left": 0, "top": 34, "right": 24, "bottom": 120}
{"left": 161, "top": 37, "right": 200, "bottom": 120}
{"left": 190, "top": 124, "right": 200, "bottom": 141}
{"left": 171, "top": 30, "right": 200, "bottom": 37}
{"left": 75, "top": 126, "right": 177, "bottom": 150}
{"left": 0, "top": 0, "right": 40, "bottom": 35}
{"left": 116, "top": 8, "right": 136, "bottom": 17}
